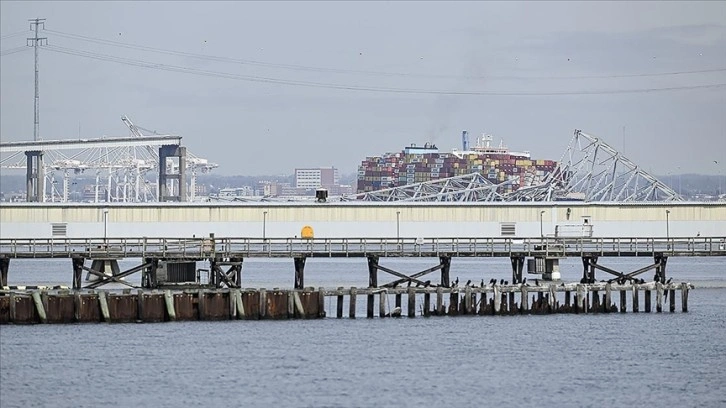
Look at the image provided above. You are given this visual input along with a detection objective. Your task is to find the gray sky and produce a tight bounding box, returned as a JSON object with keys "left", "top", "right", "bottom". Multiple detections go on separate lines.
{"left": 1, "top": 1, "right": 725, "bottom": 176}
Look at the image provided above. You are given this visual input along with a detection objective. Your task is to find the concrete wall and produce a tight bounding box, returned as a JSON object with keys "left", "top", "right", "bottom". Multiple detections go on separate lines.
{"left": 1, "top": 202, "right": 724, "bottom": 239}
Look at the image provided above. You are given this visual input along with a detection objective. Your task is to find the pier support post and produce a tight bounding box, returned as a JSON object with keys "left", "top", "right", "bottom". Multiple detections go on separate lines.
{"left": 367, "top": 292, "right": 374, "bottom": 319}
{"left": 669, "top": 287, "right": 676, "bottom": 313}
{"left": 423, "top": 291, "right": 431, "bottom": 317}
{"left": 367, "top": 256, "right": 379, "bottom": 288}
{"left": 681, "top": 282, "right": 689, "bottom": 312}
{"left": 436, "top": 287, "right": 443, "bottom": 315}
{"left": 336, "top": 287, "right": 344, "bottom": 319}
{"left": 142, "top": 258, "right": 159, "bottom": 288}
{"left": 407, "top": 287, "right": 416, "bottom": 318}
{"left": 521, "top": 285, "right": 529, "bottom": 313}
{"left": 349, "top": 287, "right": 357, "bottom": 319}
{"left": 656, "top": 282, "right": 663, "bottom": 313}
{"left": 654, "top": 254, "right": 668, "bottom": 283}
{"left": 644, "top": 289, "right": 652, "bottom": 313}
{"left": 605, "top": 284, "right": 612, "bottom": 313}
{"left": 439, "top": 256, "right": 451, "bottom": 288}
{"left": 510, "top": 256, "right": 525, "bottom": 284}
{"left": 582, "top": 256, "right": 598, "bottom": 283}
{"left": 379, "top": 290, "right": 387, "bottom": 318}
{"left": 0, "top": 257, "right": 8, "bottom": 287}
{"left": 72, "top": 257, "right": 84, "bottom": 290}
{"left": 294, "top": 257, "right": 306, "bottom": 289}
{"left": 620, "top": 289, "right": 627, "bottom": 313}
{"left": 632, "top": 284, "right": 640, "bottom": 313}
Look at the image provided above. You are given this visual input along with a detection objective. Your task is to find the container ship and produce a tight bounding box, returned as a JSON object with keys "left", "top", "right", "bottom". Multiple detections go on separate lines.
{"left": 356, "top": 131, "right": 558, "bottom": 193}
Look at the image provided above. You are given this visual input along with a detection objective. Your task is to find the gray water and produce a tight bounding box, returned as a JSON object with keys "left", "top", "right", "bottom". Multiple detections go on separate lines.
{"left": 1, "top": 257, "right": 725, "bottom": 407}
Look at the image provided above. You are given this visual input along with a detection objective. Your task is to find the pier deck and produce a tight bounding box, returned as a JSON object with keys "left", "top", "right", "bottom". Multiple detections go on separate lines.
{"left": 2, "top": 236, "right": 725, "bottom": 259}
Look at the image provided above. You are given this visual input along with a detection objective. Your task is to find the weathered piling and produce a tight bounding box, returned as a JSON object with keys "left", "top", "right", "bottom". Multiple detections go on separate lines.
{"left": 349, "top": 287, "right": 357, "bottom": 318}
{"left": 0, "top": 282, "right": 696, "bottom": 325}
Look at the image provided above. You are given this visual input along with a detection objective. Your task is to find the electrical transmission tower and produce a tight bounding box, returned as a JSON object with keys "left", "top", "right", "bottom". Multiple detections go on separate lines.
{"left": 27, "top": 18, "right": 47, "bottom": 141}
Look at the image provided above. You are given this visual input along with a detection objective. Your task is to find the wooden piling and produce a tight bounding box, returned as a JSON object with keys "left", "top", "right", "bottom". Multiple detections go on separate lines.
{"left": 656, "top": 282, "right": 663, "bottom": 313}
{"left": 259, "top": 288, "right": 266, "bottom": 319}
{"left": 509, "top": 291, "right": 516, "bottom": 315}
{"left": 423, "top": 291, "right": 431, "bottom": 317}
{"left": 632, "top": 284, "right": 639, "bottom": 313}
{"left": 137, "top": 289, "right": 145, "bottom": 321}
{"left": 336, "top": 287, "right": 344, "bottom": 319}
{"left": 293, "top": 291, "right": 305, "bottom": 318}
{"left": 349, "top": 287, "right": 357, "bottom": 319}
{"left": 379, "top": 290, "right": 387, "bottom": 318}
{"left": 98, "top": 291, "right": 110, "bottom": 322}
{"left": 576, "top": 284, "right": 585, "bottom": 314}
{"left": 318, "top": 287, "right": 325, "bottom": 318}
{"left": 548, "top": 285, "right": 556, "bottom": 313}
{"left": 644, "top": 290, "right": 652, "bottom": 313}
{"left": 521, "top": 285, "right": 528, "bottom": 313}
{"left": 0, "top": 257, "right": 9, "bottom": 287}
{"left": 407, "top": 287, "right": 415, "bottom": 318}
{"left": 449, "top": 290, "right": 458, "bottom": 316}
{"left": 164, "top": 290, "right": 176, "bottom": 321}
{"left": 367, "top": 293, "right": 374, "bottom": 319}
{"left": 479, "top": 291, "right": 488, "bottom": 315}
{"left": 465, "top": 286, "right": 472, "bottom": 315}
{"left": 681, "top": 282, "right": 689, "bottom": 313}
{"left": 669, "top": 287, "right": 676, "bottom": 313}
{"left": 620, "top": 289, "right": 627, "bottom": 313}
{"left": 605, "top": 284, "right": 612, "bottom": 313}
{"left": 436, "top": 286, "right": 444, "bottom": 315}
{"left": 493, "top": 285, "right": 501, "bottom": 314}
{"left": 31, "top": 291, "right": 47, "bottom": 323}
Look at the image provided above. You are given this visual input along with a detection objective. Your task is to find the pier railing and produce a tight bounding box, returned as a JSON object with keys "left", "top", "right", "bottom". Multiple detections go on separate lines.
{"left": 1, "top": 236, "right": 725, "bottom": 259}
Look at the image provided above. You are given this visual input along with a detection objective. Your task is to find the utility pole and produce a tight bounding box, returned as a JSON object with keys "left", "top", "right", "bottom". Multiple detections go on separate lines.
{"left": 27, "top": 18, "right": 47, "bottom": 141}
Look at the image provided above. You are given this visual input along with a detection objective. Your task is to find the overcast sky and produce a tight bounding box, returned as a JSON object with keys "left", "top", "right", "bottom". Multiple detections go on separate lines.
{"left": 1, "top": 1, "right": 725, "bottom": 176}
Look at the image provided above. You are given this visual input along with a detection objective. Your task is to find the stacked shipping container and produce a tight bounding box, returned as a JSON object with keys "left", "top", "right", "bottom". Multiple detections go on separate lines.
{"left": 356, "top": 144, "right": 558, "bottom": 193}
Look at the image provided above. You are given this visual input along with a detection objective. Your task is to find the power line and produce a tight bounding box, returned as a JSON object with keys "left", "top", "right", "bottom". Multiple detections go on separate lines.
{"left": 0, "top": 46, "right": 31, "bottom": 56}
{"left": 45, "top": 28, "right": 726, "bottom": 81}
{"left": 43, "top": 44, "right": 726, "bottom": 96}
{"left": 0, "top": 30, "right": 29, "bottom": 40}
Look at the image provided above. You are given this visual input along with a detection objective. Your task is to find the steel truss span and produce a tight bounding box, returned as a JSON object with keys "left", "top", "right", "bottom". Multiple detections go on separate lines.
{"left": 350, "top": 129, "right": 683, "bottom": 203}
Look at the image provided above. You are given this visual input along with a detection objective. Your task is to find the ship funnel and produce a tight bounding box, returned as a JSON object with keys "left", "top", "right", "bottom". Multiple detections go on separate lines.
{"left": 462, "top": 130, "right": 469, "bottom": 151}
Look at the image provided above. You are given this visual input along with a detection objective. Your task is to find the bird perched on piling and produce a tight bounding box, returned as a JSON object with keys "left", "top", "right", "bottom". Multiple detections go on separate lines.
{"left": 500, "top": 279, "right": 504, "bottom": 285}
{"left": 522, "top": 277, "right": 527, "bottom": 285}
{"left": 666, "top": 277, "right": 673, "bottom": 284}
{"left": 504, "top": 280, "right": 509, "bottom": 285}
{"left": 415, "top": 281, "right": 422, "bottom": 287}
{"left": 534, "top": 279, "right": 540, "bottom": 286}
{"left": 490, "top": 279, "right": 496, "bottom": 286}
{"left": 481, "top": 279, "right": 485, "bottom": 287}
{"left": 465, "top": 279, "right": 472, "bottom": 287}
{"left": 407, "top": 280, "right": 412, "bottom": 288}
{"left": 424, "top": 280, "right": 431, "bottom": 288}
{"left": 453, "top": 277, "right": 459, "bottom": 288}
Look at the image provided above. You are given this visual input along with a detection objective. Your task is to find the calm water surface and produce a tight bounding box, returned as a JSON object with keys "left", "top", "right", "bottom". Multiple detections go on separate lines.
{"left": 1, "top": 258, "right": 725, "bottom": 407}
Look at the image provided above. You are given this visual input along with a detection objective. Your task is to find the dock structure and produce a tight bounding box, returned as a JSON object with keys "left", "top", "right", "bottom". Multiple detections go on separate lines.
{"left": 0, "top": 236, "right": 724, "bottom": 290}
{"left": 0, "top": 281, "right": 695, "bottom": 324}
{"left": 0, "top": 235, "right": 719, "bottom": 324}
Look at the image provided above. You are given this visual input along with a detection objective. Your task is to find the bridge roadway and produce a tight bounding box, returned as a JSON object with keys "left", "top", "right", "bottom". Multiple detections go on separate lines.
{"left": 2, "top": 236, "right": 725, "bottom": 259}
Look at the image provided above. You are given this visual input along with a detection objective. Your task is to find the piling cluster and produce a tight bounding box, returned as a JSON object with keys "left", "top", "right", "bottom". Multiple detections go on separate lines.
{"left": 0, "top": 281, "right": 692, "bottom": 325}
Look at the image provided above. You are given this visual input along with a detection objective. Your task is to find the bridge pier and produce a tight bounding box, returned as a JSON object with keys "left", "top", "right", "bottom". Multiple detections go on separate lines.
{"left": 510, "top": 255, "right": 524, "bottom": 284}
{"left": 294, "top": 257, "right": 306, "bottom": 289}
